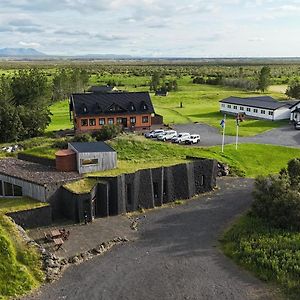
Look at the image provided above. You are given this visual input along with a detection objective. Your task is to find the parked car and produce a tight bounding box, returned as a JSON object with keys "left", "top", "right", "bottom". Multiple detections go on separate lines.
{"left": 144, "top": 129, "right": 165, "bottom": 138}
{"left": 295, "top": 122, "right": 300, "bottom": 130}
{"left": 185, "top": 134, "right": 200, "bottom": 144}
{"left": 157, "top": 130, "right": 177, "bottom": 141}
{"left": 171, "top": 132, "right": 190, "bottom": 143}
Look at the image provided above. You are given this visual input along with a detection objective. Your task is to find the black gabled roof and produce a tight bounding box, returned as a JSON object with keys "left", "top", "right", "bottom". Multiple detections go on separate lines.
{"left": 220, "top": 96, "right": 294, "bottom": 110}
{"left": 71, "top": 92, "right": 155, "bottom": 116}
{"left": 69, "top": 142, "right": 115, "bottom": 153}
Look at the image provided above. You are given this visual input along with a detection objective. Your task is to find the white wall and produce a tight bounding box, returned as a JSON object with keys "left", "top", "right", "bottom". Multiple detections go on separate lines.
{"left": 290, "top": 103, "right": 300, "bottom": 122}
{"left": 220, "top": 103, "right": 289, "bottom": 121}
{"left": 273, "top": 107, "right": 291, "bottom": 120}
{"left": 0, "top": 174, "right": 46, "bottom": 202}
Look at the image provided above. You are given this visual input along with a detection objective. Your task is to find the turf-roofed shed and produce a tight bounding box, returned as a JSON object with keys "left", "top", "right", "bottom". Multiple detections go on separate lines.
{"left": 68, "top": 142, "right": 117, "bottom": 174}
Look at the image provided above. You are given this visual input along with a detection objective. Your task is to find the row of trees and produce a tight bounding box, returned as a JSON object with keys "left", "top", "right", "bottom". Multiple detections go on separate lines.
{"left": 0, "top": 68, "right": 90, "bottom": 142}
{"left": 0, "top": 69, "right": 51, "bottom": 142}
{"left": 192, "top": 66, "right": 271, "bottom": 92}
{"left": 52, "top": 68, "right": 90, "bottom": 101}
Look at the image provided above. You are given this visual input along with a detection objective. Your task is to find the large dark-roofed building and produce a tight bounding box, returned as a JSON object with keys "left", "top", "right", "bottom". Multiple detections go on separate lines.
{"left": 220, "top": 96, "right": 298, "bottom": 120}
{"left": 70, "top": 91, "right": 156, "bottom": 132}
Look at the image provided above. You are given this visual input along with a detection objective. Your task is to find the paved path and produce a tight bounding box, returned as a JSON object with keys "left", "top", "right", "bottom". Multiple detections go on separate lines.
{"left": 25, "top": 178, "right": 280, "bottom": 300}
{"left": 173, "top": 123, "right": 300, "bottom": 147}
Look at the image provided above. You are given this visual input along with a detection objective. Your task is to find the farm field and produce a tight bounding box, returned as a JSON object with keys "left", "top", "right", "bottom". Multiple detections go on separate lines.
{"left": 47, "top": 74, "right": 288, "bottom": 136}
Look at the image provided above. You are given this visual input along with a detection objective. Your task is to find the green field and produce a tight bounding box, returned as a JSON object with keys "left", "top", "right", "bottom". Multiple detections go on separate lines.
{"left": 222, "top": 214, "right": 300, "bottom": 299}
{"left": 47, "top": 75, "right": 288, "bottom": 136}
{"left": 0, "top": 197, "right": 46, "bottom": 299}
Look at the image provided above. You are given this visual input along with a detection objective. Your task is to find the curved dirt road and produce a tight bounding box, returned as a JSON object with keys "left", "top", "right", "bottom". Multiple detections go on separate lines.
{"left": 25, "top": 178, "right": 279, "bottom": 300}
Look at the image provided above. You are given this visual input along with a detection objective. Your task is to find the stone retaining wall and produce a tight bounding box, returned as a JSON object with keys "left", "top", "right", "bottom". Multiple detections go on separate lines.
{"left": 7, "top": 205, "right": 52, "bottom": 229}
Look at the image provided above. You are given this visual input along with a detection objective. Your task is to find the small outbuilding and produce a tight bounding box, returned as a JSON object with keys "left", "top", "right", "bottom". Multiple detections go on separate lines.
{"left": 68, "top": 142, "right": 117, "bottom": 174}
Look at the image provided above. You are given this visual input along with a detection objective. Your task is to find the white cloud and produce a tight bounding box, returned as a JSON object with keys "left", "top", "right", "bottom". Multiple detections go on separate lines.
{"left": 19, "top": 41, "right": 41, "bottom": 48}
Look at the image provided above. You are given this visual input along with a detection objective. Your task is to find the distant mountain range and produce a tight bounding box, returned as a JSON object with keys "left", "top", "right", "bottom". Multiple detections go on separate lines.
{"left": 0, "top": 48, "right": 46, "bottom": 57}
{"left": 1, "top": 48, "right": 300, "bottom": 63}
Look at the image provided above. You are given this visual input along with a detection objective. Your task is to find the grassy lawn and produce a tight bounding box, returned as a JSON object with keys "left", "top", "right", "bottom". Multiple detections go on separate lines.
{"left": 46, "top": 77, "right": 288, "bottom": 136}
{"left": 47, "top": 100, "right": 73, "bottom": 132}
{"left": 221, "top": 214, "right": 300, "bottom": 299}
{"left": 0, "top": 197, "right": 47, "bottom": 299}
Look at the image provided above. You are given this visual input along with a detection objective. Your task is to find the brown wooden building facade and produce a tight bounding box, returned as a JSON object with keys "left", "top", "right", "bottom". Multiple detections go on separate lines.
{"left": 70, "top": 92, "right": 155, "bottom": 132}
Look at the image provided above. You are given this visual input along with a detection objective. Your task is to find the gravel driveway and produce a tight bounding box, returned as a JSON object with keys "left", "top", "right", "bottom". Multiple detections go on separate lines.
{"left": 173, "top": 123, "right": 300, "bottom": 147}
{"left": 24, "top": 178, "right": 280, "bottom": 300}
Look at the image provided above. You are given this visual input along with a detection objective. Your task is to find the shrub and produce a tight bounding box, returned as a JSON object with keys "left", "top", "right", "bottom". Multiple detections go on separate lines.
{"left": 51, "top": 138, "right": 69, "bottom": 149}
{"left": 72, "top": 133, "right": 95, "bottom": 143}
{"left": 252, "top": 158, "right": 300, "bottom": 230}
{"left": 92, "top": 124, "right": 121, "bottom": 141}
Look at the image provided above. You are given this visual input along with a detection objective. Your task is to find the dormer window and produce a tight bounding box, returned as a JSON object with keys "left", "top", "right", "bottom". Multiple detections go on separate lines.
{"left": 128, "top": 102, "right": 136, "bottom": 112}
{"left": 81, "top": 104, "right": 88, "bottom": 113}
{"left": 140, "top": 101, "right": 148, "bottom": 111}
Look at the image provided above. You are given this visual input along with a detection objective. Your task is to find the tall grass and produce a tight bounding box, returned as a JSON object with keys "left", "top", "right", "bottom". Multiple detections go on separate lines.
{"left": 222, "top": 214, "right": 300, "bottom": 299}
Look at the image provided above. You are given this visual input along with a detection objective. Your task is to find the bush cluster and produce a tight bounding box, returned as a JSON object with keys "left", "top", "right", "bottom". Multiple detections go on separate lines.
{"left": 252, "top": 158, "right": 300, "bottom": 230}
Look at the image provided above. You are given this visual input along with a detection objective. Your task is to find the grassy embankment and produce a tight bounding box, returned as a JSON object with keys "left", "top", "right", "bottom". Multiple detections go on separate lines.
{"left": 0, "top": 198, "right": 47, "bottom": 299}
{"left": 47, "top": 74, "right": 288, "bottom": 136}
{"left": 222, "top": 214, "right": 300, "bottom": 299}
{"left": 20, "top": 135, "right": 300, "bottom": 192}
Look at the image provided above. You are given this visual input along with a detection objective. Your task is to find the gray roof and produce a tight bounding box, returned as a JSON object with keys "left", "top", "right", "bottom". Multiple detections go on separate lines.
{"left": 69, "top": 142, "right": 115, "bottom": 153}
{"left": 71, "top": 92, "right": 155, "bottom": 117}
{"left": 0, "top": 158, "right": 82, "bottom": 186}
{"left": 220, "top": 96, "right": 297, "bottom": 110}
{"left": 88, "top": 86, "right": 114, "bottom": 93}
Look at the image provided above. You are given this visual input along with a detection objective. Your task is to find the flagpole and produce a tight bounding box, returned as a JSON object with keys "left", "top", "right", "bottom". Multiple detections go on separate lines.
{"left": 235, "top": 121, "right": 239, "bottom": 150}
{"left": 221, "top": 114, "right": 226, "bottom": 153}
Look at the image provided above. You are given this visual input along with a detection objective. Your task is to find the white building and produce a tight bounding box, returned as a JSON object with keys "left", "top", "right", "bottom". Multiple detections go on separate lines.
{"left": 290, "top": 102, "right": 300, "bottom": 123}
{"left": 219, "top": 96, "right": 299, "bottom": 121}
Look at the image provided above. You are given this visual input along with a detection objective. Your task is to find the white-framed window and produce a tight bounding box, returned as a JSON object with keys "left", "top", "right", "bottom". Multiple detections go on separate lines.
{"left": 221, "top": 104, "right": 225, "bottom": 107}
{"left": 130, "top": 116, "right": 136, "bottom": 124}
{"left": 268, "top": 111, "right": 273, "bottom": 116}
{"left": 227, "top": 104, "right": 231, "bottom": 108}
{"left": 246, "top": 107, "right": 251, "bottom": 112}
{"left": 253, "top": 109, "right": 258, "bottom": 113}
{"left": 261, "top": 110, "right": 265, "bottom": 114}
{"left": 240, "top": 106, "right": 244, "bottom": 111}
{"left": 233, "top": 105, "right": 237, "bottom": 109}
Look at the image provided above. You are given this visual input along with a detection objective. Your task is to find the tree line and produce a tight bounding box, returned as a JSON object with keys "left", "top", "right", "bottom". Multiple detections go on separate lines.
{"left": 192, "top": 66, "right": 271, "bottom": 92}
{"left": 0, "top": 68, "right": 90, "bottom": 142}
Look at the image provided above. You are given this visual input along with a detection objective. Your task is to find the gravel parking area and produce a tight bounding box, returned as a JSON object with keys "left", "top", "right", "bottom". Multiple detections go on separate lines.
{"left": 24, "top": 178, "right": 280, "bottom": 300}
{"left": 173, "top": 123, "right": 300, "bottom": 147}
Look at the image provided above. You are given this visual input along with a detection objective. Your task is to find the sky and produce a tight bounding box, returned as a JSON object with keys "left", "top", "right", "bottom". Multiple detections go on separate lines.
{"left": 0, "top": 0, "right": 300, "bottom": 57}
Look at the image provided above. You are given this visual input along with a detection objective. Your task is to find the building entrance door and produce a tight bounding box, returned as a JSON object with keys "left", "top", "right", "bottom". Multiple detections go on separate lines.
{"left": 122, "top": 118, "right": 128, "bottom": 128}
